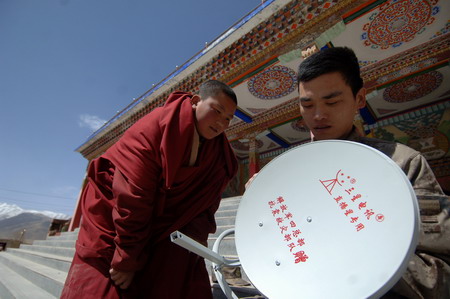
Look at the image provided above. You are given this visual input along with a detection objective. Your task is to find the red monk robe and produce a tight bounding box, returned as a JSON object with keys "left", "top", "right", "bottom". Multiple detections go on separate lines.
{"left": 62, "top": 91, "right": 238, "bottom": 299}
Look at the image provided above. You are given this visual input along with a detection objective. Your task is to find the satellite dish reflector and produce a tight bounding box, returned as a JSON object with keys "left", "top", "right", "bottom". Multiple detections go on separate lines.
{"left": 235, "top": 140, "right": 419, "bottom": 299}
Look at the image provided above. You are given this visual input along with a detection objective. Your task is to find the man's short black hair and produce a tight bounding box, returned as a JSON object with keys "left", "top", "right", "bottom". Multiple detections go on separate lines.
{"left": 297, "top": 47, "right": 364, "bottom": 96}
{"left": 199, "top": 80, "right": 238, "bottom": 105}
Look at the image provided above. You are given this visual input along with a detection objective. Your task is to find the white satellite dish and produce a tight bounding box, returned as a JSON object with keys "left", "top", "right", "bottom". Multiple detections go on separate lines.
{"left": 235, "top": 140, "right": 419, "bottom": 299}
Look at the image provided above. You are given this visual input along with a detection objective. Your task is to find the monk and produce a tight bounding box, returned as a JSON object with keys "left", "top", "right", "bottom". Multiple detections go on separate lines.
{"left": 61, "top": 80, "right": 238, "bottom": 299}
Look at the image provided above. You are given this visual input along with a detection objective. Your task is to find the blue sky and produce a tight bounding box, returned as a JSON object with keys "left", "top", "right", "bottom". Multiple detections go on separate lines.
{"left": 0, "top": 0, "right": 261, "bottom": 216}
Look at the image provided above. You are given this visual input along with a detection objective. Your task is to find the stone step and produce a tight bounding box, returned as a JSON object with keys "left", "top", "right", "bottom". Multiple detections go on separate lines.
{"left": 207, "top": 236, "right": 237, "bottom": 256}
{"left": 0, "top": 260, "right": 57, "bottom": 299}
{"left": 0, "top": 252, "right": 66, "bottom": 297}
{"left": 219, "top": 196, "right": 241, "bottom": 204}
{"left": 46, "top": 231, "right": 79, "bottom": 241}
{"left": 33, "top": 239, "right": 76, "bottom": 248}
{"left": 215, "top": 209, "right": 238, "bottom": 218}
{"left": 19, "top": 244, "right": 75, "bottom": 258}
{"left": 210, "top": 225, "right": 235, "bottom": 238}
{"left": 218, "top": 202, "right": 240, "bottom": 210}
{"left": 215, "top": 216, "right": 236, "bottom": 227}
{"left": 217, "top": 202, "right": 240, "bottom": 211}
{"left": 218, "top": 200, "right": 240, "bottom": 210}
{"left": 7, "top": 248, "right": 72, "bottom": 272}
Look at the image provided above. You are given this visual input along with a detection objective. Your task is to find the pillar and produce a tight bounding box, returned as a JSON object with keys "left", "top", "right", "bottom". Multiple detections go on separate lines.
{"left": 248, "top": 136, "right": 260, "bottom": 178}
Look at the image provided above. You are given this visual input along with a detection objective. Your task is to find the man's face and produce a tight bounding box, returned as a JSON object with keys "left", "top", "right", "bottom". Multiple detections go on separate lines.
{"left": 298, "top": 72, "right": 366, "bottom": 140}
{"left": 194, "top": 93, "right": 236, "bottom": 139}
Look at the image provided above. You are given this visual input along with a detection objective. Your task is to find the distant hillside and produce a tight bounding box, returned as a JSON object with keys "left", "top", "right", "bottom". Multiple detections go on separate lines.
{"left": 0, "top": 213, "right": 52, "bottom": 243}
{"left": 0, "top": 202, "right": 70, "bottom": 221}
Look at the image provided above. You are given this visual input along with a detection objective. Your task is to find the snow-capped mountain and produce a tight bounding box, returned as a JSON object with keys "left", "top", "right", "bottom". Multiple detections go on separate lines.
{"left": 0, "top": 202, "right": 70, "bottom": 221}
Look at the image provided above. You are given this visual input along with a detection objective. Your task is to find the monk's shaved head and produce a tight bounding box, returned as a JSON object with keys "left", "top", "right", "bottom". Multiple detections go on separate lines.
{"left": 199, "top": 80, "right": 237, "bottom": 105}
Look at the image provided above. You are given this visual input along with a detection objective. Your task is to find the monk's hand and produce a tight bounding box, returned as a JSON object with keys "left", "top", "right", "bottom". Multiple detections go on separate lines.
{"left": 109, "top": 268, "right": 134, "bottom": 289}
{"left": 245, "top": 172, "right": 259, "bottom": 190}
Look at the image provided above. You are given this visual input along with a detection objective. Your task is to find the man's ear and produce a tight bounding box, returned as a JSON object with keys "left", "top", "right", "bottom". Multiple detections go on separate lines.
{"left": 356, "top": 87, "right": 367, "bottom": 109}
{"left": 191, "top": 94, "right": 201, "bottom": 107}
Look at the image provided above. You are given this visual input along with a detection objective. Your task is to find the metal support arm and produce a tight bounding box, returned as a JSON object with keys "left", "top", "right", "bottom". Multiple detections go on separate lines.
{"left": 170, "top": 229, "right": 241, "bottom": 299}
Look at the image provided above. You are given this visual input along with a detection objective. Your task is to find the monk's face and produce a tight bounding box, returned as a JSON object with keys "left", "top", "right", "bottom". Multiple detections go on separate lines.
{"left": 299, "top": 72, "right": 366, "bottom": 140}
{"left": 194, "top": 92, "right": 236, "bottom": 139}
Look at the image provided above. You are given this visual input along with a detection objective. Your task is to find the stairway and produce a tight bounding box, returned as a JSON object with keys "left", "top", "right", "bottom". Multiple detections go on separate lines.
{"left": 208, "top": 197, "right": 264, "bottom": 299}
{"left": 0, "top": 196, "right": 263, "bottom": 298}
{"left": 209, "top": 196, "right": 240, "bottom": 257}
{"left": 0, "top": 231, "right": 76, "bottom": 298}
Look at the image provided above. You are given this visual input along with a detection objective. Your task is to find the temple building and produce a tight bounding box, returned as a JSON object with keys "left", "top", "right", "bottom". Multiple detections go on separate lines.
{"left": 71, "top": 0, "right": 450, "bottom": 229}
